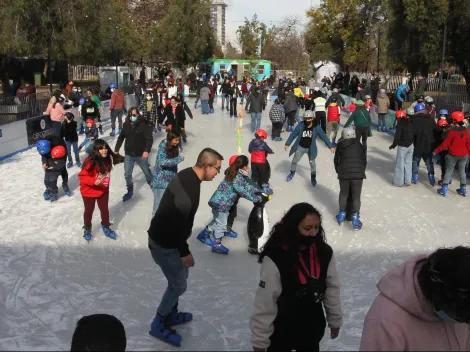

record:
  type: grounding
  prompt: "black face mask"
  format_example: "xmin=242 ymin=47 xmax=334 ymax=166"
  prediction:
xmin=299 ymin=235 xmax=320 ymax=246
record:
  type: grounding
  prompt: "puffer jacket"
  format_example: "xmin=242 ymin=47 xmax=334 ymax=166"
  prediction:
xmin=434 ymin=126 xmax=470 ymax=157
xmin=208 ymin=171 xmax=262 ymax=213
xmin=151 ymin=140 xmax=183 ymax=189
xmin=246 ymin=91 xmax=266 ymax=113
xmin=327 ymin=104 xmax=340 ymax=122
xmin=249 ymin=137 xmax=274 ymax=164
xmin=283 ymin=91 xmax=298 ymax=113
xmin=78 ymin=157 xmax=112 ymax=198
xmin=269 ymin=104 xmax=285 ymax=123
xmin=334 ymin=138 xmax=367 ymax=180
xmin=376 ymin=94 xmax=390 ymax=114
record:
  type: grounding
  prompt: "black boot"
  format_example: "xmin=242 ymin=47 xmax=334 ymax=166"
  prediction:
xmin=311 ymin=173 xmax=317 ymax=187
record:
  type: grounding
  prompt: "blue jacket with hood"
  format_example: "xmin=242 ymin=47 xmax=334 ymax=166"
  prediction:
xmin=395 ymin=84 xmax=408 ymax=103
xmin=285 ymin=120 xmax=333 ymax=160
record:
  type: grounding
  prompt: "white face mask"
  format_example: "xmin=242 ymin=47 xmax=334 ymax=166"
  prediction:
xmin=146 ymin=96 xmax=151 ymax=100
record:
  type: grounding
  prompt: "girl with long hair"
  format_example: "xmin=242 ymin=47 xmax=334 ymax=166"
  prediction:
xmin=251 ymin=203 xmax=343 ymax=352
xmin=151 ymin=131 xmax=184 ymax=217
xmin=78 ymin=139 xmax=116 ymax=242
xmin=197 ymin=155 xmax=263 ymax=255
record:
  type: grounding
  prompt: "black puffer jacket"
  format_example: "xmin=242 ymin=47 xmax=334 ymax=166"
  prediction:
xmin=334 ymin=138 xmax=367 ymax=180
xmin=115 ymin=117 xmax=153 ymax=157
xmin=411 ymin=113 xmax=437 ymax=155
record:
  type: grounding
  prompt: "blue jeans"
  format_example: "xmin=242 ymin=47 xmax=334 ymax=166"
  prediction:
xmin=378 ymin=113 xmax=386 ymax=129
xmin=110 ymin=109 xmax=124 ymax=130
xmin=207 ymin=209 xmax=229 ymax=240
xmin=201 ymin=100 xmax=209 ymax=114
xmin=412 ymin=152 xmax=434 ymax=176
xmin=250 ymin=112 xmax=262 ymax=133
xmin=291 ymin=147 xmax=316 ymax=174
xmin=241 ymin=93 xmax=246 ymax=104
xmin=65 ymin=141 xmax=80 ymax=164
xmin=295 ymin=107 xmax=302 ymax=124
xmin=222 ymin=95 xmax=229 ymax=109
xmin=443 ymin=154 xmax=468 ymax=185
xmin=124 ymin=154 xmax=153 ymax=188
xmin=148 ymin=238 xmax=188 ymax=317
xmin=393 ymin=145 xmax=414 ymax=186
xmin=152 ymin=188 xmax=166 ymax=217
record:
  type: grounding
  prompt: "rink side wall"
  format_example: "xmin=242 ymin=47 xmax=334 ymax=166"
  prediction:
xmin=0 ymin=95 xmax=137 ymax=161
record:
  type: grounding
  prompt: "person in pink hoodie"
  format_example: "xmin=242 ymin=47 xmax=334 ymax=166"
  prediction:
xmin=360 ymin=246 xmax=470 ymax=351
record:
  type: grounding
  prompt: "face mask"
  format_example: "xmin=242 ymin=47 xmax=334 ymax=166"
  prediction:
xmin=239 ymin=169 xmax=248 ymax=177
xmin=130 ymin=115 xmax=137 ymax=122
xmin=111 ymin=89 xmax=115 ymax=93
xmin=73 ymin=89 xmax=77 ymax=92
xmin=299 ymin=234 xmax=320 ymax=246
xmin=435 ymin=309 xmax=460 ymax=323
xmin=146 ymin=96 xmax=151 ymax=100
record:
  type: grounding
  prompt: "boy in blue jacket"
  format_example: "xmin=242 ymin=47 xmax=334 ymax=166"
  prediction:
xmin=284 ymin=110 xmax=335 ymax=186
xmin=197 ymin=155 xmax=262 ymax=255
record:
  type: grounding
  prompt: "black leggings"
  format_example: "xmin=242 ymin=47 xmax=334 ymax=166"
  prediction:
xmin=339 ymin=179 xmax=363 ymax=213
xmin=286 ymin=111 xmax=296 ymax=126
xmin=355 ymin=126 xmax=369 ymax=151
xmin=315 ymin=111 xmax=327 ymax=133
xmin=271 ymin=122 xmax=283 ymax=138
xmin=251 ymin=161 xmax=271 ymax=187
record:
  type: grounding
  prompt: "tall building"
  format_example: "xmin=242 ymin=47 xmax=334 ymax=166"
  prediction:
xmin=210 ymin=0 xmax=227 ymax=47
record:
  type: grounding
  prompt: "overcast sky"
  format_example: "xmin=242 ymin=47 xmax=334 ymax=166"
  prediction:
xmin=224 ymin=0 xmax=320 ymax=46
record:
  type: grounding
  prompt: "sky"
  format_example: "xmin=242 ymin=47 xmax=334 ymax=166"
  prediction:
xmin=224 ymin=0 xmax=320 ymax=47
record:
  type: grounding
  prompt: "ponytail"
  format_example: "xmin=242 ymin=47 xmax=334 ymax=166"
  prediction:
xmin=225 ymin=155 xmax=249 ymax=183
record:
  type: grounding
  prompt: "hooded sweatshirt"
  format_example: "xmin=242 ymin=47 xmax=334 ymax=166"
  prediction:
xmin=360 ymin=255 xmax=470 ymax=351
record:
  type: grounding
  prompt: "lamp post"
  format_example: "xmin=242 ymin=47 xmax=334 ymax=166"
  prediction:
xmin=438 ymin=21 xmax=447 ymax=98
xmin=114 ymin=25 xmax=119 ymax=88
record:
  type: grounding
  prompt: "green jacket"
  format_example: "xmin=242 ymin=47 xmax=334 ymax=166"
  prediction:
xmin=344 ymin=109 xmax=371 ymax=128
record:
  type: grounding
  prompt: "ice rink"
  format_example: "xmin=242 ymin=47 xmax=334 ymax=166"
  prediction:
xmin=1 ymin=98 xmax=469 ymax=351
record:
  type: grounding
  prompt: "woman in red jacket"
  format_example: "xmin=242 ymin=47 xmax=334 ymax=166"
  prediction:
xmin=435 ymin=111 xmax=470 ymax=197
xmin=78 ymin=139 xmax=116 ymax=242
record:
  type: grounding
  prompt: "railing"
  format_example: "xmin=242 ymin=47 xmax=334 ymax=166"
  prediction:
xmin=0 ymin=92 xmax=51 ymax=126
xmin=68 ymin=65 xmax=99 ymax=82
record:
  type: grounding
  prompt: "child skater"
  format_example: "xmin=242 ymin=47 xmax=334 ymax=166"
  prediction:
xmin=250 ymin=203 xmax=343 ymax=352
xmin=249 ymin=129 xmax=274 ymax=195
xmin=78 ymin=139 xmax=116 ymax=242
xmin=326 ymin=97 xmax=341 ymax=146
xmin=38 ymin=139 xmax=70 ymax=201
xmin=78 ymin=119 xmax=98 ymax=154
xmin=434 ymin=119 xmax=450 ymax=186
xmin=151 ymin=131 xmax=184 ymax=217
xmin=225 ymin=155 xmax=241 ymax=239
xmin=435 ymin=111 xmax=470 ymax=197
xmin=268 ymin=99 xmax=285 ymax=141
xmin=61 ymin=112 xmax=81 ymax=168
xmin=197 ymin=155 xmax=262 ymax=255
xmin=389 ymin=110 xmax=414 ymax=187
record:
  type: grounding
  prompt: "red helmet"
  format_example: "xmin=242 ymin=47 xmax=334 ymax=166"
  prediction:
xmin=451 ymin=111 xmax=465 ymax=123
xmin=437 ymin=119 xmax=448 ymax=127
xmin=395 ymin=110 xmax=406 ymax=119
xmin=255 ymin=129 xmax=268 ymax=140
xmin=304 ymin=94 xmax=310 ymax=99
xmin=85 ymin=118 xmax=95 ymax=125
xmin=51 ymin=145 xmax=66 ymax=159
xmin=229 ymin=155 xmax=239 ymax=166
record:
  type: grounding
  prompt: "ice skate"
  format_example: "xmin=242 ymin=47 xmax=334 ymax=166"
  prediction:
xmin=224 ymin=230 xmax=238 ymax=238
xmin=83 ymin=224 xmax=92 ymax=242
xmin=437 ymin=184 xmax=448 ymax=196
xmin=43 ymin=191 xmax=51 ymax=201
xmin=167 ymin=306 xmax=193 ymax=326
xmin=110 ymin=129 xmax=115 ymax=137
xmin=457 ymin=184 xmax=466 ymax=197
xmin=149 ymin=315 xmax=182 ymax=347
xmin=428 ymin=174 xmax=436 ymax=187
xmin=122 ymin=185 xmax=133 ymax=202
xmin=311 ymin=173 xmax=317 ymax=187
xmin=197 ymin=228 xmax=214 ymax=247
xmin=67 ymin=162 xmax=73 ymax=168
xmin=101 ymin=223 xmax=117 ymax=240
xmin=211 ymin=238 xmax=229 ymax=254
xmin=352 ymin=212 xmax=362 ymax=230
xmin=262 ymin=184 xmax=273 ymax=195
xmin=412 ymin=173 xmax=418 ymax=184
xmin=336 ymin=211 xmax=346 ymax=225
xmin=63 ymin=185 xmax=72 ymax=197
xmin=286 ymin=171 xmax=295 ymax=182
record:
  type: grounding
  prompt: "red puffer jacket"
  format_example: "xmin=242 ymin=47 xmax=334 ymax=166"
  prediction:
xmin=434 ymin=126 xmax=470 ymax=157
xmin=78 ymin=157 xmax=112 ymax=198
xmin=327 ymin=104 xmax=341 ymax=122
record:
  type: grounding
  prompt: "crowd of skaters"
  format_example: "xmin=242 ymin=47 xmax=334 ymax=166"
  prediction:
xmin=31 ymin=69 xmax=470 ymax=350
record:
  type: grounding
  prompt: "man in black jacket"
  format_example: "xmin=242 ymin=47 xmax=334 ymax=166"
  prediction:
xmin=114 ymin=109 xmax=153 ymax=202
xmin=221 ymin=78 xmax=231 ymax=111
xmin=334 ymin=127 xmax=367 ymax=230
xmin=147 ymin=148 xmax=223 ymax=347
xmin=411 ymin=104 xmax=437 ymax=185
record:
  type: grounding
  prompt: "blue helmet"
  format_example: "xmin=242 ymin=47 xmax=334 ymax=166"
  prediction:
xmin=109 ymin=83 xmax=117 ymax=89
xmin=37 ymin=139 xmax=51 ymax=155
xmin=414 ymin=103 xmax=426 ymax=113
xmin=79 ymin=97 xmax=85 ymax=105
xmin=439 ymin=109 xmax=449 ymax=115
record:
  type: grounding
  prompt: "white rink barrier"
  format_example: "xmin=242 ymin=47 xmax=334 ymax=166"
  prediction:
xmin=0 ymin=94 xmax=139 ymax=161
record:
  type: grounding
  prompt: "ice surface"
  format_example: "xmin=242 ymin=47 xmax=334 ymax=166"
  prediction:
xmin=1 ymin=99 xmax=469 ymax=351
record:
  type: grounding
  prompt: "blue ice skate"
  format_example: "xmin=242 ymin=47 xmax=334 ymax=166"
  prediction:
xmin=286 ymin=171 xmax=295 ymax=182
xmin=197 ymin=228 xmax=213 ymax=247
xmin=101 ymin=223 xmax=117 ymax=239
xmin=352 ymin=212 xmax=362 ymax=230
xmin=336 ymin=211 xmax=346 ymax=225
xmin=457 ymin=184 xmax=466 ymax=197
xmin=83 ymin=224 xmax=92 ymax=242
xmin=149 ymin=315 xmax=182 ymax=347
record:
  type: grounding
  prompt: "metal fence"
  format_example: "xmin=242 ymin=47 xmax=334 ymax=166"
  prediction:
xmin=0 ymin=92 xmax=50 ymax=126
xmin=68 ymin=65 xmax=99 ymax=82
